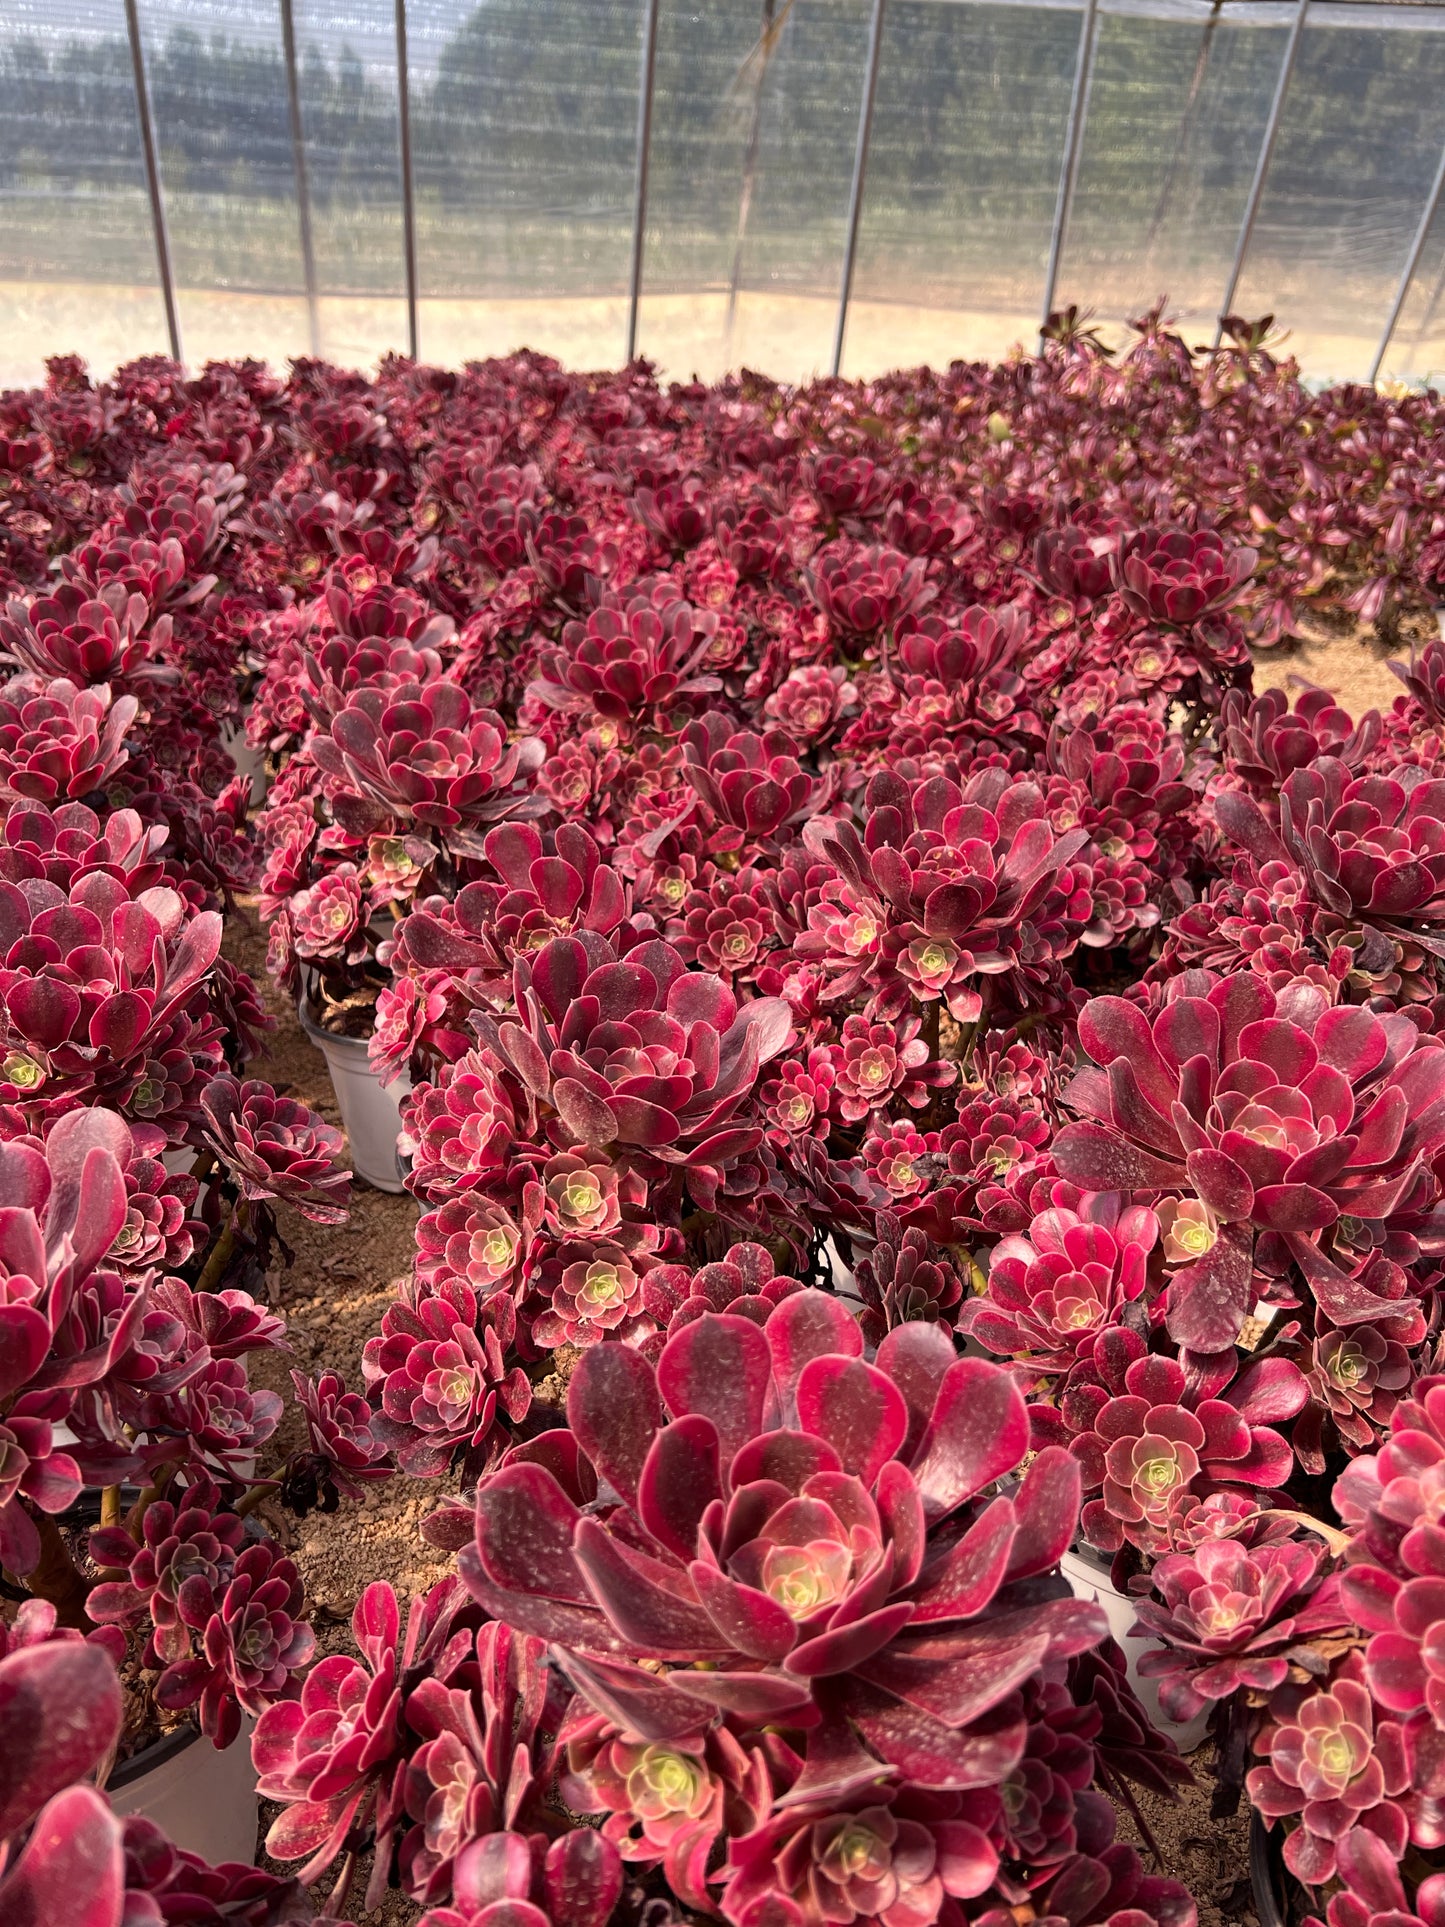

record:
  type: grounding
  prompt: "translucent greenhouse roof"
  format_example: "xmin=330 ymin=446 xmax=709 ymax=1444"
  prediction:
xmin=5 ymin=0 xmax=1445 ymax=388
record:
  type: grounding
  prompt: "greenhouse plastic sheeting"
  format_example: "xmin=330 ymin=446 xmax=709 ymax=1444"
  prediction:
xmin=287 ymin=0 xmax=409 ymax=369
xmin=1052 ymin=3 xmax=1292 ymax=350
xmin=9 ymin=0 xmax=1445 ymax=387
xmin=403 ymin=0 xmax=644 ymax=367
xmin=1229 ymin=5 xmax=1445 ymax=381
xmin=0 ymin=0 xmax=171 ymax=375
xmin=638 ymin=0 xmax=872 ymax=384
xmin=138 ymin=0 xmax=312 ymax=367
xmin=843 ymin=0 xmax=1085 ymax=374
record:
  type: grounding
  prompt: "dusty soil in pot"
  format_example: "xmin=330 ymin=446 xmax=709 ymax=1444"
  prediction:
xmin=226 ymin=608 xmax=1406 ymax=1918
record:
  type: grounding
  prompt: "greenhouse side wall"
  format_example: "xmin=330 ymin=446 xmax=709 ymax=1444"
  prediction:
xmin=5 ymin=0 xmax=1445 ymax=387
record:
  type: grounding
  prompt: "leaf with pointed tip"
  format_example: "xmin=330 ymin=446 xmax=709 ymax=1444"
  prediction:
xmin=795 ymin=1356 xmax=906 ymax=1484
xmin=656 ymin=1313 xmax=774 ymax=1461
xmin=908 ymin=1358 xmax=1029 ymax=1521
xmin=910 ymin=1497 xmax=1017 ymax=1623
xmin=544 ymin=1830 xmax=624 ymax=1927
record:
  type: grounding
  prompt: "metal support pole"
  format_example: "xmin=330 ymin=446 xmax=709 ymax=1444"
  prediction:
xmin=395 ymin=0 xmax=419 ymax=361
xmin=1142 ymin=0 xmax=1220 ymax=282
xmin=1038 ymin=0 xmax=1099 ymax=341
xmin=1370 ymin=133 xmax=1445 ymax=385
xmin=124 ymin=0 xmax=182 ymax=365
xmin=723 ymin=0 xmax=777 ymax=368
xmin=280 ymin=0 xmax=321 ymax=358
xmin=626 ymin=0 xmax=661 ymax=363
xmin=1212 ymin=0 xmax=1308 ymax=350
xmin=831 ymin=0 xmax=887 ymax=379
xmin=1409 ymin=247 xmax=1445 ymax=363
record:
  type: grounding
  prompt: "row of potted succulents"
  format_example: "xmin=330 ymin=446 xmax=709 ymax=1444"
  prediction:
xmin=0 ymin=370 xmax=374 ymax=1923
xmin=5 ymin=319 xmax=1445 ymax=1924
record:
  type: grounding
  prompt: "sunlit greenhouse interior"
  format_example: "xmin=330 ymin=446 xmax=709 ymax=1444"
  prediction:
xmin=7 ymin=0 xmax=1445 ymax=388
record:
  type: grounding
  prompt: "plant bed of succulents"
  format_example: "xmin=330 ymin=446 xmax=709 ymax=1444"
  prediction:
xmin=6 ymin=309 xmax=1445 ymax=1925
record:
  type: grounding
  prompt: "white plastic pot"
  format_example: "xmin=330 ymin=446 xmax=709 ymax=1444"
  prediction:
xmin=298 ymin=1000 xmax=410 ymax=1194
xmin=1436 ymin=606 xmax=1445 ymax=644
xmin=218 ymin=719 xmax=268 ymax=808
xmin=1060 ymin=1545 xmax=1210 ymax=1754
xmin=107 ymin=1716 xmax=258 ymax=1866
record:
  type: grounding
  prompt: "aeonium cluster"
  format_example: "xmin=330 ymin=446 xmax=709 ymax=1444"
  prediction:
xmin=13 ymin=331 xmax=1445 ymax=1924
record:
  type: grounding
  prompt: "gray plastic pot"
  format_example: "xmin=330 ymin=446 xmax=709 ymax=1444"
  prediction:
xmin=298 ymin=1000 xmax=410 ymax=1193
xmin=107 ymin=1715 xmax=258 ymax=1866
xmin=1059 ymin=1545 xmax=1210 ymax=1753
xmin=218 ymin=719 xmax=268 ymax=808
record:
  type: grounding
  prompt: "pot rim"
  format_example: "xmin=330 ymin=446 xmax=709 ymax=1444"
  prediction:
xmin=297 ymin=992 xmax=375 ymax=1056
xmin=108 ymin=1717 xmax=203 ymax=1788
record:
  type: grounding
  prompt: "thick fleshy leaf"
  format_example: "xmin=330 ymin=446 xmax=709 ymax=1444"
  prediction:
xmin=1078 ymin=998 xmax=1174 ymax=1108
xmin=795 ymin=1356 xmax=907 ymax=1484
xmin=473 ymin=1464 xmax=589 ymax=1602
xmin=841 ymin=1678 xmax=1029 ymax=1790
xmin=0 ymin=1786 xmax=125 ymax=1927
xmin=1290 ymin=1236 xmax=1421 ymax=1333
xmin=689 ymin=1560 xmax=797 ymax=1663
xmin=1252 ymin=1183 xmax=1338 ymax=1233
xmin=1005 ymin=1447 xmax=1081 ymax=1581
xmin=637 ymin=1416 xmax=721 ymax=1562
xmin=908 ymin=1358 xmax=1029 ymax=1521
xmin=785 ymin=1603 xmax=914 ymax=1676
xmin=567 ymin=1343 xmax=662 ymax=1509
xmin=551 ymin=1078 xmax=617 ymax=1149
xmin=0 ymin=1642 xmax=122 ymax=1841
xmin=765 ymin=1288 xmax=862 ymax=1397
xmin=1164 ymin=1224 xmax=1253 ymax=1351
xmin=875 ymin=1323 xmax=957 ymax=1460
xmin=544 ymin=1830 xmax=624 ymax=1927
xmin=572 ymin=1518 xmax=726 ymax=1657
xmin=876 ymin=1460 xmax=926 ymax=1590
xmin=910 ymin=1496 xmax=1017 ymax=1622
xmin=667 ymin=1668 xmax=815 ymax=1720
xmin=551 ymin=1650 xmax=705 ymax=1744
xmin=7 ymin=978 xmax=81 ymax=1049
xmin=1184 ymin=1148 xmax=1252 ymax=1222
xmin=0 ymin=1302 xmax=49 ymax=1403
xmin=1052 ymin=1122 xmax=1184 ymax=1191
xmin=730 ymin=1430 xmax=842 ymax=1493
xmin=656 ymin=1313 xmax=774 ymax=1462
